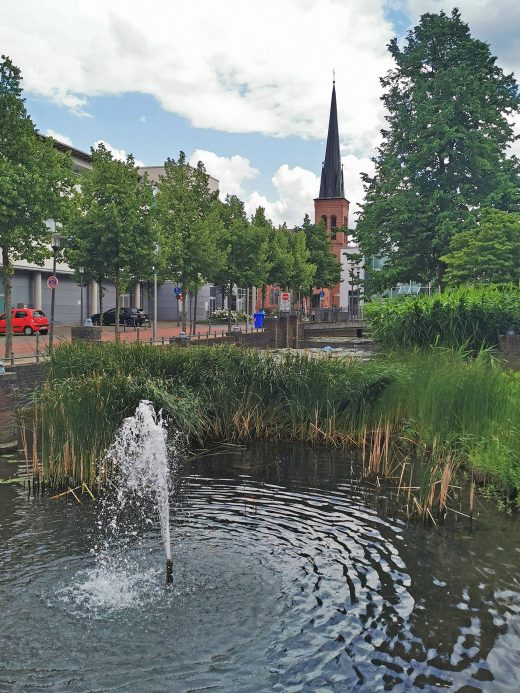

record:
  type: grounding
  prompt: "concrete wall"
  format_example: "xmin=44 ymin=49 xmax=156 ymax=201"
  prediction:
xmin=11 ymin=271 xmax=32 ymax=310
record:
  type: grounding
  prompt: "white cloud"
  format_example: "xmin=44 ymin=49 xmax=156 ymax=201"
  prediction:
xmin=244 ymin=157 xmax=374 ymax=228
xmin=139 ymin=115 xmax=147 ymax=123
xmin=45 ymin=129 xmax=73 ymax=146
xmin=93 ymin=139 xmax=145 ymax=167
xmin=191 ymin=148 xmax=373 ymax=228
xmin=245 ymin=165 xmax=320 ymax=227
xmin=0 ymin=0 xmax=394 ymax=156
xmin=189 ymin=149 xmax=259 ymax=199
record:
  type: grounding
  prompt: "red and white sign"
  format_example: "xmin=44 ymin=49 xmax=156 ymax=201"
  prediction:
xmin=47 ymin=275 xmax=59 ymax=289
xmin=279 ymin=291 xmax=291 ymax=311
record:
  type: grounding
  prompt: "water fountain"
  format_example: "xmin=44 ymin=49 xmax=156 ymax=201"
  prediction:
xmin=103 ymin=400 xmax=173 ymax=584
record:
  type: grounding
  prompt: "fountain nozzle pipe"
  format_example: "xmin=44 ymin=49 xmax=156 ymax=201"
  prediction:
xmin=166 ymin=559 xmax=173 ymax=584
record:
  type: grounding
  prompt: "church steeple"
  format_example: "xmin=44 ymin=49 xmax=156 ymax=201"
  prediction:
xmin=318 ymin=80 xmax=344 ymax=199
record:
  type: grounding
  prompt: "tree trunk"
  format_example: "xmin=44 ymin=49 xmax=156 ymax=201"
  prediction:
xmin=2 ymin=246 xmax=13 ymax=360
xmin=114 ymin=279 xmax=120 ymax=341
xmin=181 ymin=282 xmax=188 ymax=333
xmin=261 ymin=284 xmax=266 ymax=310
xmin=98 ymin=278 xmax=104 ymax=318
xmin=221 ymin=287 xmax=225 ymax=309
xmin=192 ymin=286 xmax=198 ymax=335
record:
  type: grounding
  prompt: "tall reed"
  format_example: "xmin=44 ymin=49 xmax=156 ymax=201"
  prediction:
xmin=365 ymin=285 xmax=520 ymax=352
xmin=23 ymin=342 xmax=520 ymax=516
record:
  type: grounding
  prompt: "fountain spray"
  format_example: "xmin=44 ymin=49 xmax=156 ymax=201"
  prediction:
xmin=104 ymin=401 xmax=173 ymax=584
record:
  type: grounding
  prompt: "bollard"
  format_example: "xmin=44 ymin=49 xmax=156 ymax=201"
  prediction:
xmin=161 ymin=336 xmax=164 ymax=346
xmin=10 ymin=352 xmax=14 ymax=366
xmin=136 ymin=326 xmax=140 ymax=342
xmin=166 ymin=559 xmax=173 ymax=584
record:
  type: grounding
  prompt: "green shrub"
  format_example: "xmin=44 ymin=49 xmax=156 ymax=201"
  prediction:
xmin=365 ymin=285 xmax=520 ymax=351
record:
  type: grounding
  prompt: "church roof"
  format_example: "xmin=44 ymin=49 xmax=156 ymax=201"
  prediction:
xmin=318 ymin=82 xmax=345 ymax=199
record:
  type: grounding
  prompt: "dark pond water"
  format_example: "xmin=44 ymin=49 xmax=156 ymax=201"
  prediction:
xmin=1 ymin=444 xmax=520 ymax=692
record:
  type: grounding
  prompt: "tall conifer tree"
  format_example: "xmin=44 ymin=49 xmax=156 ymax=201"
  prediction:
xmin=356 ymin=9 xmax=520 ymax=290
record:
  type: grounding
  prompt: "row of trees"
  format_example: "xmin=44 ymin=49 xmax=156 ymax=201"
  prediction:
xmin=1 ymin=54 xmax=341 ymax=355
xmin=66 ymin=147 xmax=341 ymax=336
xmin=356 ymin=9 xmax=520 ymax=292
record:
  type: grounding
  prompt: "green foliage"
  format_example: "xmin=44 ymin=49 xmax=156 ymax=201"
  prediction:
xmin=64 ymin=143 xmax=154 ymax=332
xmin=298 ymin=214 xmax=341 ymax=292
xmin=356 ymin=9 xmax=520 ymax=290
xmin=364 ymin=285 xmax=520 ymax=351
xmin=154 ymin=151 xmax=221 ymax=331
xmin=31 ymin=343 xmax=520 ymax=496
xmin=0 ymin=55 xmax=75 ymax=356
xmin=441 ymin=208 xmax=520 ymax=285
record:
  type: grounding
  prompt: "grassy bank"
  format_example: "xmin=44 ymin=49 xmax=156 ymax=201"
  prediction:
xmin=23 ymin=342 xmax=520 ymax=517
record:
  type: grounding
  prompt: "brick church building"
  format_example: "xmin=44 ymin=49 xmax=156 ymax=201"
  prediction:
xmin=313 ymin=80 xmax=349 ymax=309
xmin=257 ymin=81 xmax=350 ymax=312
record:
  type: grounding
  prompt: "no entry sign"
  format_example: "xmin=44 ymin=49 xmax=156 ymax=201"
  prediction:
xmin=47 ymin=275 xmax=59 ymax=289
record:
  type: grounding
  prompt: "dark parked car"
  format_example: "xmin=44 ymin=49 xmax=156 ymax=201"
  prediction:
xmin=91 ymin=307 xmax=148 ymax=326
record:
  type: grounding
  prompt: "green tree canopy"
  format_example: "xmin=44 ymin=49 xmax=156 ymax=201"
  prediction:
xmin=0 ymin=55 xmax=75 ymax=356
xmin=298 ymin=214 xmax=341 ymax=295
xmin=154 ymin=151 xmax=219 ymax=331
xmin=356 ymin=9 xmax=520 ymax=291
xmin=65 ymin=143 xmax=154 ymax=338
xmin=441 ymin=208 xmax=520 ymax=285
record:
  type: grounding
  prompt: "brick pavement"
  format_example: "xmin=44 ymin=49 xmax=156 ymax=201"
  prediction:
xmin=1 ymin=321 xmax=243 ymax=359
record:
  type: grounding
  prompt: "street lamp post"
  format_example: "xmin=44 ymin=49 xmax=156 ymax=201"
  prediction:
xmin=79 ymin=267 xmax=85 ymax=325
xmin=49 ymin=231 xmax=61 ymax=351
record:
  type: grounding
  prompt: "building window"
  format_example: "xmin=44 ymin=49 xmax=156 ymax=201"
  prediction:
xmin=331 ymin=215 xmax=337 ymax=228
xmin=321 ymin=214 xmax=327 ymax=228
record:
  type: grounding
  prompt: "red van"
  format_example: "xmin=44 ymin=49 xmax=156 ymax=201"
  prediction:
xmin=0 ymin=308 xmax=49 ymax=335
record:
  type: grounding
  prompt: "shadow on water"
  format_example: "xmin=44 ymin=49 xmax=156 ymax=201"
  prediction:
xmin=1 ymin=441 xmax=520 ymax=691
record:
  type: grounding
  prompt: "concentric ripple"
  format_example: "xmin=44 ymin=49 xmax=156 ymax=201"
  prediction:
xmin=1 ymin=443 xmax=520 ymax=692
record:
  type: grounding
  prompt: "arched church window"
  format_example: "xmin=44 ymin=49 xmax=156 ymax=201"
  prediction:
xmin=321 ymin=214 xmax=327 ymax=228
xmin=331 ymin=215 xmax=337 ymax=228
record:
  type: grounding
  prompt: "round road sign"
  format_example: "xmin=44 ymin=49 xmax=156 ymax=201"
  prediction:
xmin=47 ymin=275 xmax=59 ymax=289
xmin=281 ymin=292 xmax=290 ymax=301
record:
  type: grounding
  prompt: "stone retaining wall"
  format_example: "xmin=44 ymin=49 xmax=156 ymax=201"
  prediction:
xmin=499 ymin=335 xmax=520 ymax=370
xmin=0 ymin=373 xmax=18 ymax=450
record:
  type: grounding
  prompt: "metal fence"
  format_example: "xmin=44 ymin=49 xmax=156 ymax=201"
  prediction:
xmin=308 ymin=307 xmax=364 ymax=323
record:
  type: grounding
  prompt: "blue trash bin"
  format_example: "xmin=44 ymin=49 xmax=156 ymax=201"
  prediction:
xmin=253 ymin=312 xmax=265 ymax=328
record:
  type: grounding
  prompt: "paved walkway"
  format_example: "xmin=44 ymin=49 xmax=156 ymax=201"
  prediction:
xmin=1 ymin=321 xmax=246 ymax=361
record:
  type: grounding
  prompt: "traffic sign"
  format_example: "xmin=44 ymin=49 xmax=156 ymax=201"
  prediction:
xmin=47 ymin=275 xmax=59 ymax=289
xmin=279 ymin=291 xmax=291 ymax=311
xmin=174 ymin=287 xmax=181 ymax=295
xmin=319 ymin=290 xmax=325 ymax=298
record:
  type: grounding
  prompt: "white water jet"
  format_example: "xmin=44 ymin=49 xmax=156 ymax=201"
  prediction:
xmin=104 ymin=400 xmax=173 ymax=579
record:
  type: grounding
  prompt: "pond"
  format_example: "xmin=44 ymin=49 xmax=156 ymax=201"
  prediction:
xmin=1 ymin=443 xmax=520 ymax=691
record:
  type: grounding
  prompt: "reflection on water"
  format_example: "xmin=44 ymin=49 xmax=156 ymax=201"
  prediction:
xmin=1 ymin=443 xmax=520 ymax=692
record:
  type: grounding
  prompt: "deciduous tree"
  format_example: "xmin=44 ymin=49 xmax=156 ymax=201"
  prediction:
xmin=441 ymin=208 xmax=520 ymax=285
xmin=65 ymin=143 xmax=154 ymax=339
xmin=0 ymin=55 xmax=74 ymax=357
xmin=154 ymin=152 xmax=219 ymax=332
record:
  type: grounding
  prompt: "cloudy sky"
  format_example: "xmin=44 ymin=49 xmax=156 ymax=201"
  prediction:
xmin=1 ymin=0 xmax=518 ymax=226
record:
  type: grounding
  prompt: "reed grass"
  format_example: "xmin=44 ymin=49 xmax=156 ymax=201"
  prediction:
xmin=365 ymin=285 xmax=520 ymax=352
xmin=23 ymin=342 xmax=520 ymax=518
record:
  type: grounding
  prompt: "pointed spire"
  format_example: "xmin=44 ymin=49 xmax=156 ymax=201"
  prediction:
xmin=318 ymin=81 xmax=344 ymax=199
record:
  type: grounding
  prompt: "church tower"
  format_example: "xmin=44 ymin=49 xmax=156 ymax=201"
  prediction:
xmin=314 ymin=80 xmax=349 ymax=308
